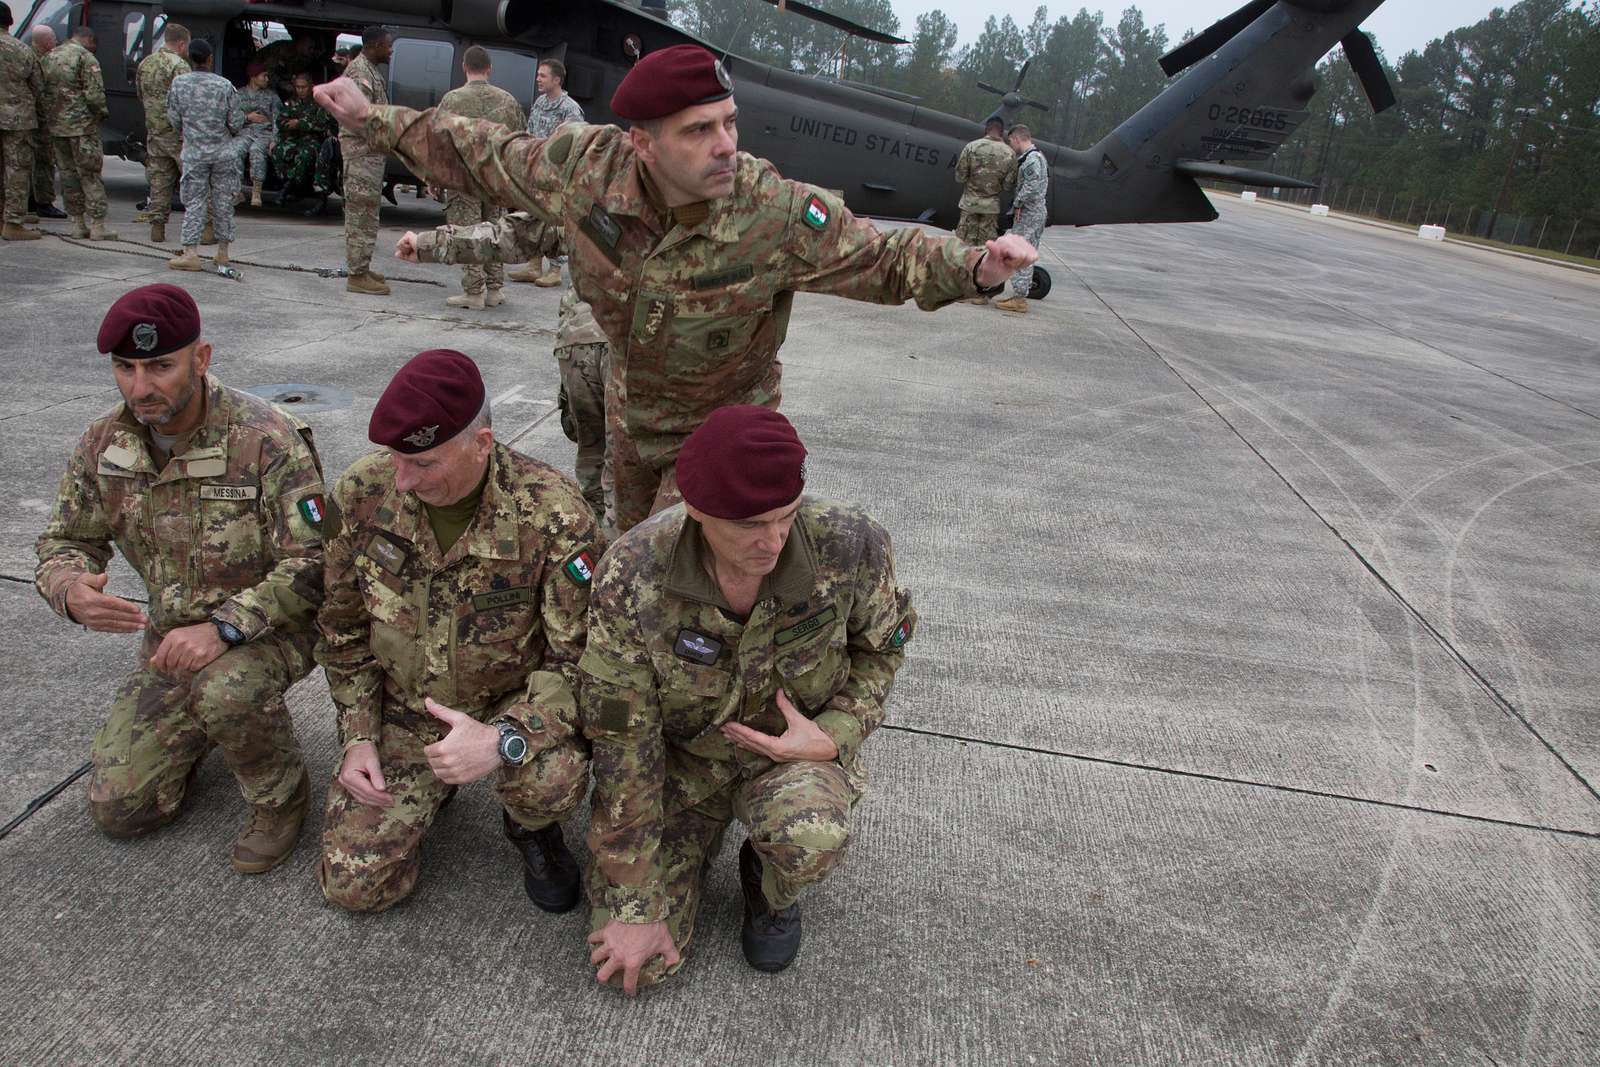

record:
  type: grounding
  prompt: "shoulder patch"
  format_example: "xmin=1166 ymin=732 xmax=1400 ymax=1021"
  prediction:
xmin=889 ymin=616 xmax=914 ymax=649
xmin=561 ymin=546 xmax=596 ymax=586
xmin=297 ymin=492 xmax=326 ymax=530
xmin=546 ymin=131 xmax=574 ymax=166
xmin=801 ymin=193 xmax=830 ymax=231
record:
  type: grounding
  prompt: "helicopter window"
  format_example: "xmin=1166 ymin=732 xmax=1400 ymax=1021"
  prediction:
xmin=389 ymin=37 xmax=455 ymax=113
xmin=485 ymin=49 xmax=538 ymax=113
xmin=123 ymin=12 xmax=148 ymax=70
xmin=23 ymin=0 xmax=78 ymax=42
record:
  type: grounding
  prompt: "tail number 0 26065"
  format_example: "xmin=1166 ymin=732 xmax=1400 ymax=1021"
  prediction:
xmin=1209 ymin=104 xmax=1289 ymax=131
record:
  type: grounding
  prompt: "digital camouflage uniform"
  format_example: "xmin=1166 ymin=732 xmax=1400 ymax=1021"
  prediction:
xmin=526 ymin=91 xmax=584 ymax=138
xmin=953 ymin=136 xmax=1016 ymax=246
xmin=135 ymin=47 xmax=190 ymax=225
xmin=339 ymin=56 xmax=387 ymax=274
xmin=0 ymin=32 xmax=42 ymax=225
xmin=235 ymin=86 xmax=280 ymax=184
xmin=316 ymin=443 xmax=596 ymax=912
xmin=1009 ymin=147 xmax=1049 ymax=298
xmin=31 ymin=47 xmax=55 ymax=205
xmin=436 ymin=80 xmax=524 ymax=296
xmin=413 ymin=212 xmax=608 ymax=517
xmin=270 ymin=96 xmax=333 ymax=196
xmin=168 ymin=70 xmax=244 ymax=246
xmin=580 ymin=499 xmax=915 ymax=984
xmin=35 ymin=378 xmax=326 ymax=836
xmin=359 ymin=108 xmax=991 ymax=536
xmin=42 ymin=39 xmax=110 ymax=223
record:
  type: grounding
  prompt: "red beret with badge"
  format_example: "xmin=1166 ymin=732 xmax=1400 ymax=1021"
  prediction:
xmin=368 ymin=348 xmax=486 ymax=454
xmin=246 ymin=61 xmax=267 ymax=79
xmin=677 ymin=405 xmax=807 ymax=520
xmin=610 ymin=44 xmax=734 ymax=122
xmin=97 ymin=283 xmax=202 ymax=359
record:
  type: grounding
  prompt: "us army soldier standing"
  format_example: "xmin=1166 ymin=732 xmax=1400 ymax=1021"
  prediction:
xmin=954 ymin=117 xmax=1016 ymax=246
xmin=508 ymin=57 xmax=584 ymax=287
xmin=340 ymin=26 xmax=393 ymax=296
xmin=35 ymin=284 xmax=325 ymax=872
xmin=995 ymin=124 xmax=1050 ymax=314
xmin=28 ymin=25 xmax=65 ymax=219
xmin=167 ymin=39 xmax=244 ymax=271
xmin=316 ymin=349 xmax=596 ymax=913
xmin=135 ymin=21 xmax=190 ymax=244
xmin=42 ymin=24 xmax=116 ymax=240
xmin=436 ymin=46 xmax=524 ymax=310
xmin=0 ymin=2 xmax=43 ymax=241
xmin=315 ymin=44 xmax=1037 ymax=538
xmin=581 ymin=407 xmax=914 ymax=993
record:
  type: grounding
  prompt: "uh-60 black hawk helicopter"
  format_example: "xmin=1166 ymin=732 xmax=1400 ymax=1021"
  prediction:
xmin=16 ymin=0 xmax=1394 ymax=299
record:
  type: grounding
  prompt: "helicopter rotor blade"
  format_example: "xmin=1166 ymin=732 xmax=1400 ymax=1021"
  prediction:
xmin=1341 ymin=29 xmax=1397 ymax=113
xmin=751 ymin=0 xmax=909 ymax=46
xmin=977 ymin=81 xmax=1006 ymax=96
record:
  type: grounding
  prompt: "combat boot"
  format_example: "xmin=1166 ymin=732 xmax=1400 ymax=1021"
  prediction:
xmin=502 ymin=812 xmax=580 ymax=913
xmin=739 ymin=839 xmax=802 ymax=972
xmin=150 ymin=221 xmax=166 ymax=244
xmin=201 ymin=221 xmax=214 ymax=245
xmin=251 ymin=183 xmax=263 ymax=208
xmin=994 ymin=296 xmax=1029 ymax=314
xmin=534 ymin=266 xmax=562 ymax=287
xmin=446 ymin=291 xmax=485 ymax=310
xmin=2 ymin=222 xmax=41 ymax=241
xmin=132 ymin=208 xmax=152 ymax=223
xmin=346 ymin=271 xmax=390 ymax=295
xmin=68 ymin=214 xmax=88 ymax=238
xmin=34 ymin=200 xmax=66 ymax=219
xmin=967 ymin=295 xmax=991 ymax=306
xmin=507 ymin=262 xmax=541 ymax=283
xmin=168 ymin=247 xmax=202 ymax=271
xmin=22 ymin=211 xmax=39 ymax=224
xmin=214 ymin=242 xmax=230 ymax=267
xmin=231 ymin=770 xmax=310 ymax=874
xmin=485 ymin=288 xmax=505 ymax=307
xmin=89 ymin=218 xmax=119 ymax=241
xmin=367 ymin=269 xmax=386 ymax=283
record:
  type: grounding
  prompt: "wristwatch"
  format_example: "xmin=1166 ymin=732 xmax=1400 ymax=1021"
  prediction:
xmin=493 ymin=719 xmax=530 ymax=766
xmin=211 ymin=617 xmax=247 ymax=647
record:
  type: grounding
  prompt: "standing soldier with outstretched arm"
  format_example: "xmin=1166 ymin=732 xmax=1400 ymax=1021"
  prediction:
xmin=135 ymin=21 xmax=190 ymax=244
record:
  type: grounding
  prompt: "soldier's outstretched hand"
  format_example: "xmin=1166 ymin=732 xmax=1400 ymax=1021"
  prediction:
xmin=313 ymin=77 xmax=371 ymax=132
xmin=338 ymin=741 xmax=395 ymax=808
xmin=395 ymin=231 xmax=420 ymax=261
xmin=422 ymin=698 xmax=501 ymax=784
xmin=66 ymin=572 xmax=148 ymax=633
xmin=977 ymin=234 xmax=1039 ymax=288
xmin=721 ymin=689 xmax=839 ymax=763
xmin=588 ymin=920 xmax=681 ymax=997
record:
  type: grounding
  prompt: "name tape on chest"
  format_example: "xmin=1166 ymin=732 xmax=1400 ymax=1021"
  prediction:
xmin=199 ymin=483 xmax=260 ymax=501
xmin=673 ymin=628 xmax=724 ymax=666
xmin=692 ymin=264 xmax=755 ymax=291
xmin=471 ymin=586 xmax=532 ymax=612
xmin=774 ymin=605 xmax=838 ymax=647
xmin=579 ymin=205 xmax=623 ymax=266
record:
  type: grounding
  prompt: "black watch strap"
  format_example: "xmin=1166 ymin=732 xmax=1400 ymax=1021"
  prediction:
xmin=212 ymin=618 xmax=247 ymax=647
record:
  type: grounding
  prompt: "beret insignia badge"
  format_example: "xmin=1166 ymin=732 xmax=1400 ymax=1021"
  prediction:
xmin=403 ymin=425 xmax=439 ymax=448
xmin=714 ymin=59 xmax=732 ymax=91
xmin=132 ymin=323 xmax=159 ymax=352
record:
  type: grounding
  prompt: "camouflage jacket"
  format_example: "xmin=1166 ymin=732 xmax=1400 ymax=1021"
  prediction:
xmin=440 ymin=80 xmax=523 ymax=131
xmin=0 ymin=34 xmax=43 ymax=132
xmin=237 ymin=87 xmax=280 ymax=142
xmin=579 ymin=499 xmax=915 ymax=923
xmin=1013 ymin=147 xmax=1049 ymax=213
xmin=556 ymin=286 xmax=608 ymax=350
xmin=527 ymin=91 xmax=584 ymax=137
xmin=167 ymin=71 xmax=244 ymax=162
xmin=36 ymin=378 xmax=326 ymax=641
xmin=362 ymin=109 xmax=987 ymax=468
xmin=316 ymin=442 xmax=597 ymax=750
xmin=41 ymin=40 xmax=106 ymax=137
xmin=136 ymin=48 xmax=189 ymax=137
xmin=276 ymin=96 xmax=333 ymax=144
xmin=954 ymin=136 xmax=1017 ymax=213
xmin=339 ymin=56 xmax=387 ymax=158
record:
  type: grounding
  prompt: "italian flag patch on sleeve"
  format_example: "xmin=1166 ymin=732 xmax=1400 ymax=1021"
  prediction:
xmin=297 ymin=493 xmax=326 ymax=530
xmin=802 ymin=194 xmax=829 ymax=230
xmin=562 ymin=548 xmax=596 ymax=586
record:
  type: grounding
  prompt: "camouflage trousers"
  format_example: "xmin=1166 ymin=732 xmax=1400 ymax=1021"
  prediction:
xmin=605 ymin=420 xmax=680 ymax=541
xmin=87 ymin=627 xmax=315 ymax=838
xmin=342 ymin=153 xmax=383 ymax=273
xmin=53 ymin=134 xmax=107 ymax=222
xmin=180 ymin=157 xmax=240 ymax=247
xmin=556 ymin=341 xmax=610 ymax=519
xmin=0 ymin=128 xmax=34 ymax=224
xmin=445 ymin=193 xmax=504 ymax=294
xmin=586 ymin=759 xmax=857 ymax=987
xmin=144 ymin=131 xmax=180 ymax=225
xmin=318 ymin=718 xmax=590 ymax=912
xmin=1009 ymin=203 xmax=1046 ymax=298
xmin=236 ymin=127 xmax=271 ymax=183
xmin=32 ymin=128 xmax=54 ymax=203
xmin=270 ymin=137 xmax=320 ymax=196
xmin=956 ymin=209 xmax=998 ymax=246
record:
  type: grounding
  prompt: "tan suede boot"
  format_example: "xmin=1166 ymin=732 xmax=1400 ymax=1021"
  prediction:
xmin=507 ymin=262 xmax=541 ymax=283
xmin=994 ymin=296 xmax=1029 ymax=314
xmin=1 ymin=222 xmax=41 ymax=241
xmin=168 ymin=247 xmax=202 ymax=271
xmin=251 ymin=183 xmax=263 ymax=208
xmin=89 ymin=218 xmax=119 ymax=241
xmin=150 ymin=221 xmax=166 ymax=243
xmin=346 ymin=271 xmax=391 ymax=295
xmin=22 ymin=211 xmax=38 ymax=224
xmin=69 ymin=214 xmax=88 ymax=238
xmin=484 ymin=288 xmax=505 ymax=307
xmin=446 ymin=291 xmax=486 ymax=309
xmin=534 ymin=266 xmax=562 ymax=287
xmin=231 ymin=770 xmax=310 ymax=875
xmin=214 ymin=242 xmax=229 ymax=267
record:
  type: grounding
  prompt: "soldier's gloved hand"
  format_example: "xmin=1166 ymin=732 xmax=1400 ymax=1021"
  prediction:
xmin=721 ymin=689 xmax=839 ymax=763
xmin=395 ymin=232 xmax=420 ymax=262
xmin=587 ymin=920 xmax=680 ymax=997
xmin=149 ymin=622 xmax=227 ymax=676
xmin=421 ymin=698 xmax=500 ymax=784
xmin=339 ymin=742 xmax=395 ymax=807
xmin=312 ymin=77 xmax=372 ymax=132
xmin=66 ymin=572 xmax=148 ymax=633
xmin=977 ymin=234 xmax=1039 ymax=288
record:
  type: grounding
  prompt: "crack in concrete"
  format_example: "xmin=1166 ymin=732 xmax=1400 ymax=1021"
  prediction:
xmin=0 ymin=391 xmax=111 ymax=423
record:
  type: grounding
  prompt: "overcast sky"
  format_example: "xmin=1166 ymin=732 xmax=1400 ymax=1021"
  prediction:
xmin=902 ymin=1 xmax=1512 ymax=59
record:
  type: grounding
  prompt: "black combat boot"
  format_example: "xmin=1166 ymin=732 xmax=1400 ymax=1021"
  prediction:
xmin=502 ymin=812 xmax=580 ymax=913
xmin=739 ymin=839 xmax=802 ymax=973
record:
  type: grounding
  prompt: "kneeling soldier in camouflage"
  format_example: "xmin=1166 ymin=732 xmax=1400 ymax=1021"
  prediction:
xmin=35 ymin=284 xmax=326 ymax=872
xmin=316 ymin=349 xmax=596 ymax=913
xmin=581 ymin=407 xmax=916 ymax=993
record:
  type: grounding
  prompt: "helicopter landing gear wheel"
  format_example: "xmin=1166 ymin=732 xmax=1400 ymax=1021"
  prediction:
xmin=1028 ymin=266 xmax=1051 ymax=300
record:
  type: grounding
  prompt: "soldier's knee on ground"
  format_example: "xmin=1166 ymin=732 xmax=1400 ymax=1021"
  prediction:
xmin=87 ymin=783 xmax=180 ymax=839
xmin=317 ymin=853 xmax=419 ymax=913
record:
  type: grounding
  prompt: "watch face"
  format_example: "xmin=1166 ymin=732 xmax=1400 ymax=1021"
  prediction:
xmin=502 ymin=733 xmax=529 ymax=764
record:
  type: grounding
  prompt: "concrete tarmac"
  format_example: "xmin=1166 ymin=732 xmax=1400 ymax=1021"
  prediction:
xmin=0 ymin=161 xmax=1596 ymax=1065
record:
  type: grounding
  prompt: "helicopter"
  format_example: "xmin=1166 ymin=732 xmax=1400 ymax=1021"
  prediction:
xmin=13 ymin=0 xmax=1394 ymax=300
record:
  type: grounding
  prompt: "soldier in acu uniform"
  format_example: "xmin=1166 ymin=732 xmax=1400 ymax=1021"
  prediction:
xmin=42 ymin=25 xmax=116 ymax=240
xmin=135 ymin=21 xmax=190 ymax=244
xmin=0 ymin=3 xmax=44 ymax=241
xmin=507 ymin=58 xmax=585 ymax=287
xmin=954 ymin=117 xmax=1018 ymax=305
xmin=35 ymin=285 xmax=325 ymax=873
xmin=166 ymin=39 xmax=244 ymax=271
xmin=995 ymin=124 xmax=1050 ymax=314
xmin=340 ymin=26 xmax=393 ymax=296
xmin=315 ymin=44 xmax=1038 ymax=539
xmin=315 ymin=350 xmax=596 ymax=914
xmin=580 ymin=407 xmax=915 ymax=993
xmin=436 ymin=47 xmax=525 ymax=310
xmin=236 ymin=62 xmax=280 ymax=209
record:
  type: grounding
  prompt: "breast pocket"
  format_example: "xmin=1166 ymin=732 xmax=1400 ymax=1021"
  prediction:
xmin=357 ymin=557 xmax=420 ymax=683
xmin=662 ymin=309 xmax=765 ymax=380
xmin=198 ymin=490 xmax=264 ymax=585
xmin=774 ymin=620 xmax=849 ymax=716
xmin=656 ymin=658 xmax=734 ymax=741
xmin=453 ymin=590 xmax=539 ymax=706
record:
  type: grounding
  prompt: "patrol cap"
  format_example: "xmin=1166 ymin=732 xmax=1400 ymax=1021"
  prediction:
xmin=610 ymin=45 xmax=733 ymax=122
xmin=369 ymin=349 xmax=485 ymax=454
xmin=677 ymin=406 xmax=806 ymax=520
xmin=97 ymin=284 xmax=202 ymax=359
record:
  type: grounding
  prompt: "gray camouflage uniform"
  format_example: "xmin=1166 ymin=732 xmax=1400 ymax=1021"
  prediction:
xmin=235 ymin=86 xmax=279 ymax=184
xmin=167 ymin=70 xmax=245 ymax=246
xmin=1009 ymin=147 xmax=1049 ymax=299
xmin=526 ymin=92 xmax=584 ymax=137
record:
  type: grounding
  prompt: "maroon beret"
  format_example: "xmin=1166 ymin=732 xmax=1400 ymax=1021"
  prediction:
xmin=677 ymin=406 xmax=806 ymax=520
xmin=97 ymin=284 xmax=201 ymax=359
xmin=246 ymin=61 xmax=267 ymax=78
xmin=610 ymin=45 xmax=733 ymax=122
xmin=369 ymin=349 xmax=486 ymax=454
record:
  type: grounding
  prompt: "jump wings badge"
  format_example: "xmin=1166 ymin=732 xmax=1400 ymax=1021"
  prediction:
xmin=403 ymin=425 xmax=439 ymax=449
